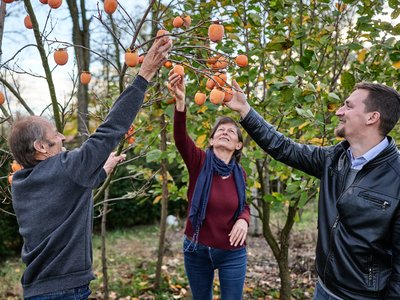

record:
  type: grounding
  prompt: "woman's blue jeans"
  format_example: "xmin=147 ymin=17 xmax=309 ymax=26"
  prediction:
xmin=313 ymin=281 xmax=342 ymax=300
xmin=25 ymin=285 xmax=91 ymax=300
xmin=183 ymin=237 xmax=247 ymax=300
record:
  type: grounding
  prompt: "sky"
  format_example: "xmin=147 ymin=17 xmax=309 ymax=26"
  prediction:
xmin=1 ymin=0 xmax=152 ymax=116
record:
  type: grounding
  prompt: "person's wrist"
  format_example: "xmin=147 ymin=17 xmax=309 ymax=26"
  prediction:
xmin=175 ymin=101 xmax=185 ymax=112
xmin=239 ymin=103 xmax=251 ymax=119
xmin=138 ymin=69 xmax=155 ymax=82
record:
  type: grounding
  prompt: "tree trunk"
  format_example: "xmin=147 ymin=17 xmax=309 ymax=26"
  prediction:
xmin=101 ymin=188 xmax=110 ymax=300
xmin=0 ymin=1 xmax=6 ymax=62
xmin=154 ymin=107 xmax=169 ymax=290
xmin=24 ymin=0 xmax=62 ymax=129
xmin=256 ymin=158 xmax=294 ymax=300
xmin=66 ymin=0 xmax=91 ymax=145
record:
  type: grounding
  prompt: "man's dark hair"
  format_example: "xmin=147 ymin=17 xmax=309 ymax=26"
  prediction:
xmin=208 ymin=116 xmax=243 ymax=162
xmin=356 ymin=82 xmax=400 ymax=136
xmin=8 ymin=116 xmax=47 ymax=168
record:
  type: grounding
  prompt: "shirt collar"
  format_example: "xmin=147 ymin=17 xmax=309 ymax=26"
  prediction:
xmin=347 ymin=137 xmax=388 ymax=170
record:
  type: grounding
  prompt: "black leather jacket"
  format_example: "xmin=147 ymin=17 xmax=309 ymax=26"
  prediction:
xmin=241 ymin=109 xmax=400 ymax=299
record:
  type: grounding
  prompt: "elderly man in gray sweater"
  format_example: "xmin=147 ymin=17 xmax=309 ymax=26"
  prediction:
xmin=8 ymin=35 xmax=172 ymax=299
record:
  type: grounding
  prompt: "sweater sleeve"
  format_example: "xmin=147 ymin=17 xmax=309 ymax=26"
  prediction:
xmin=237 ymin=169 xmax=250 ymax=225
xmin=173 ymin=107 xmax=204 ymax=172
xmin=61 ymin=75 xmax=148 ymax=188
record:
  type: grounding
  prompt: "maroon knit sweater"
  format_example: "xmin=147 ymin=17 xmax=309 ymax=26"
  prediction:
xmin=174 ymin=108 xmax=250 ymax=250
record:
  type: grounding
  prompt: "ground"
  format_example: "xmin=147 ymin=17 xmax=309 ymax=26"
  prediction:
xmin=0 ymin=225 xmax=318 ymax=299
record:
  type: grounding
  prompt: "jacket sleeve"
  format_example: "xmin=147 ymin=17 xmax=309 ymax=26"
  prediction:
xmin=385 ymin=210 xmax=400 ymax=298
xmin=60 ymin=75 xmax=148 ymax=188
xmin=240 ymin=108 xmax=328 ymax=179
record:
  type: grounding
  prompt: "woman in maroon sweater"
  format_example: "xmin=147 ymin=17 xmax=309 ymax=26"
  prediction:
xmin=169 ymin=72 xmax=250 ymax=300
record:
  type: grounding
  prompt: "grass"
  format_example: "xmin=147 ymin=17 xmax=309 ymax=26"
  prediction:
xmin=0 ymin=225 xmax=190 ymax=299
xmin=0 ymin=222 xmax=317 ymax=299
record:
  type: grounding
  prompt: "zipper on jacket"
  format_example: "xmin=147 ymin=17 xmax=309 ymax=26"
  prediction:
xmin=359 ymin=193 xmax=391 ymax=210
xmin=367 ymin=256 xmax=373 ymax=287
xmin=323 ymin=214 xmax=340 ymax=279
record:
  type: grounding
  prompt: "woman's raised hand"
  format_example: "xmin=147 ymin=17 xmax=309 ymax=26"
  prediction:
xmin=168 ymin=72 xmax=186 ymax=112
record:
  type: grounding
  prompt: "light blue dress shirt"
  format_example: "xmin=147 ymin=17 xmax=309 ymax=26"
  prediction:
xmin=347 ymin=137 xmax=389 ymax=170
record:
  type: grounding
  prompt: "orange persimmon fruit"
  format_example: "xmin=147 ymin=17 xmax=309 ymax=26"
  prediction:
xmin=207 ymin=55 xmax=220 ymax=66
xmin=156 ymin=29 xmax=169 ymax=37
xmin=125 ymin=51 xmax=139 ymax=67
xmin=173 ymin=16 xmax=184 ymax=28
xmin=104 ymin=0 xmax=118 ymax=15
xmin=209 ymin=88 xmax=225 ymax=105
xmin=54 ymin=48 xmax=68 ymax=65
xmin=11 ymin=160 xmax=23 ymax=172
xmin=0 ymin=91 xmax=5 ymax=105
xmin=206 ymin=78 xmax=216 ymax=90
xmin=24 ymin=15 xmax=33 ymax=29
xmin=213 ymin=72 xmax=227 ymax=87
xmin=183 ymin=15 xmax=192 ymax=27
xmin=224 ymin=87 xmax=233 ymax=102
xmin=173 ymin=64 xmax=185 ymax=76
xmin=208 ymin=22 xmax=224 ymax=42
xmin=48 ymin=0 xmax=62 ymax=9
xmin=164 ymin=60 xmax=172 ymax=68
xmin=166 ymin=97 xmax=176 ymax=105
xmin=235 ymin=54 xmax=248 ymax=67
xmin=194 ymin=92 xmax=206 ymax=106
xmin=80 ymin=71 xmax=91 ymax=85
xmin=214 ymin=56 xmax=228 ymax=69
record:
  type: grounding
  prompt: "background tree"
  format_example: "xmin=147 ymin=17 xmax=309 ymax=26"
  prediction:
xmin=66 ymin=0 xmax=91 ymax=144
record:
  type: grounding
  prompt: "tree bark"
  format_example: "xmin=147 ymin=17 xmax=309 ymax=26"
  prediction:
xmin=101 ymin=188 xmax=110 ymax=300
xmin=66 ymin=0 xmax=91 ymax=145
xmin=256 ymin=158 xmax=293 ymax=300
xmin=23 ymin=0 xmax=62 ymax=130
xmin=0 ymin=1 xmax=6 ymax=62
xmin=154 ymin=106 xmax=169 ymax=290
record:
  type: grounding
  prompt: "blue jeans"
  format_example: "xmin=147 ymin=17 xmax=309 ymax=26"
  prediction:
xmin=313 ymin=281 xmax=342 ymax=300
xmin=183 ymin=237 xmax=247 ymax=300
xmin=25 ymin=285 xmax=91 ymax=300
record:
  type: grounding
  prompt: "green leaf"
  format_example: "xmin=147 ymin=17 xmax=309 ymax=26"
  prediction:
xmin=286 ymin=76 xmax=297 ymax=83
xmin=328 ymin=93 xmax=341 ymax=101
xmin=295 ymin=107 xmax=314 ymax=119
xmin=393 ymin=23 xmax=400 ymax=35
xmin=341 ymin=72 xmax=355 ymax=91
xmin=389 ymin=51 xmax=400 ymax=62
xmin=391 ymin=8 xmax=400 ymax=19
xmin=298 ymin=191 xmax=309 ymax=208
xmin=146 ymin=149 xmax=162 ymax=163
xmin=347 ymin=43 xmax=364 ymax=50
xmin=294 ymin=65 xmax=306 ymax=77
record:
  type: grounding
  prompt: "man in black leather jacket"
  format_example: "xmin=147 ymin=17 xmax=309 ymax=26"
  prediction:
xmin=226 ymin=81 xmax=400 ymax=299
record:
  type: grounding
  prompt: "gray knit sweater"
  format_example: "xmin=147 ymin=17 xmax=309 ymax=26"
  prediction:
xmin=12 ymin=75 xmax=148 ymax=298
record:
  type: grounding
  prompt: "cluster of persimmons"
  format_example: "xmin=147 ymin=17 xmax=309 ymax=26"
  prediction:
xmin=2 ymin=0 xmax=249 ymax=179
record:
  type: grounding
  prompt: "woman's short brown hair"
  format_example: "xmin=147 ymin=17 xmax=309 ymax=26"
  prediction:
xmin=208 ymin=116 xmax=244 ymax=162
